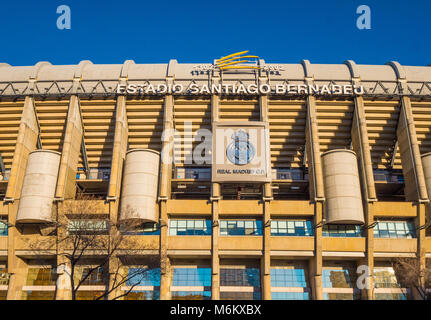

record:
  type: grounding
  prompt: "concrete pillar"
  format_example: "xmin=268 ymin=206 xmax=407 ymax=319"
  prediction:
xmin=211 ymin=182 xmax=220 ymax=300
xmin=304 ymin=81 xmax=324 ymax=300
xmin=397 ymin=96 xmax=429 ymax=202
xmin=312 ymin=201 xmax=323 ymax=300
xmin=55 ymin=95 xmax=84 ymax=200
xmin=6 ymin=96 xmax=39 ymax=300
xmin=262 ymin=186 xmax=271 ymax=300
xmin=159 ymin=80 xmax=175 ymax=299
xmin=362 ymin=203 xmax=375 ymax=300
xmin=351 ymin=96 xmax=377 ymax=202
xmin=414 ymin=203 xmax=427 ymax=300
xmin=351 ymin=95 xmax=376 ymax=299
xmin=106 ymin=94 xmax=129 ymax=300
xmin=258 ymin=76 xmax=272 ymax=300
xmin=210 ymin=84 xmax=221 ymax=300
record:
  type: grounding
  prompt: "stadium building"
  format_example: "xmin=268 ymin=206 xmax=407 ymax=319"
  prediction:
xmin=0 ymin=55 xmax=430 ymax=300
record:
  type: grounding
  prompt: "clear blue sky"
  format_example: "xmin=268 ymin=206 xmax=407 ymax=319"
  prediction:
xmin=1 ymin=0 xmax=430 ymax=66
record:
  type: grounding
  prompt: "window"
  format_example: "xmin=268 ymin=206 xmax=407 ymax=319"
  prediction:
xmin=271 ymin=220 xmax=313 ymax=236
xmin=175 ymin=167 xmax=211 ymax=180
xmin=220 ymin=292 xmax=261 ymax=300
xmin=322 ymin=268 xmax=355 ymax=288
xmin=271 ymin=265 xmax=310 ymax=300
xmin=323 ymin=224 xmax=362 ymax=237
xmin=127 ymin=268 xmax=161 ymax=287
xmin=220 ymin=268 xmax=260 ymax=287
xmin=0 ymin=266 xmax=9 ymax=286
xmin=271 ymin=268 xmax=308 ymax=288
xmin=272 ymin=292 xmax=309 ymax=300
xmin=272 ymin=168 xmax=304 ymax=180
xmin=76 ymin=167 xmax=110 ymax=180
xmin=172 ymin=291 xmax=212 ymax=300
xmin=374 ymin=221 xmax=415 ymax=238
xmin=374 ymin=267 xmax=408 ymax=300
xmin=80 ymin=267 xmax=105 ymax=285
xmin=374 ymin=267 xmax=401 ymax=289
xmin=68 ymin=219 xmax=109 ymax=235
xmin=124 ymin=291 xmax=160 ymax=300
xmin=26 ymin=268 xmax=56 ymax=286
xmin=220 ymin=220 xmax=262 ymax=236
xmin=21 ymin=291 xmax=55 ymax=300
xmin=76 ymin=291 xmax=106 ymax=300
xmin=0 ymin=220 xmax=7 ymax=236
xmin=171 ymin=267 xmax=211 ymax=300
xmin=172 ymin=267 xmax=211 ymax=287
xmin=123 ymin=222 xmax=160 ymax=235
xmin=125 ymin=268 xmax=160 ymax=300
xmin=220 ymin=267 xmax=261 ymax=300
xmin=322 ymin=265 xmax=360 ymax=300
xmin=169 ymin=219 xmax=211 ymax=236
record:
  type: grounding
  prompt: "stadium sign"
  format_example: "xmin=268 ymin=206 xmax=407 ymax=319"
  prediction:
xmin=117 ymin=83 xmax=364 ymax=96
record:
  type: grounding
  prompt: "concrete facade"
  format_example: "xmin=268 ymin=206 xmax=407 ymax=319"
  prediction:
xmin=0 ymin=60 xmax=430 ymax=300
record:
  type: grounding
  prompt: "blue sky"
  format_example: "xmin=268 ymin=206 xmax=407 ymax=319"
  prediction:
xmin=0 ymin=0 xmax=430 ymax=66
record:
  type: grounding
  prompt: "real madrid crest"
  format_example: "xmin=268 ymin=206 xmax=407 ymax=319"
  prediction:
xmin=226 ymin=129 xmax=255 ymax=165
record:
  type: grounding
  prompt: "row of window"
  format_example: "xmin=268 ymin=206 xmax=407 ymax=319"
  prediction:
xmin=124 ymin=266 xmax=408 ymax=301
xmin=11 ymin=265 xmax=412 ymax=301
xmin=0 ymin=218 xmax=416 ymax=239
xmin=124 ymin=219 xmax=417 ymax=238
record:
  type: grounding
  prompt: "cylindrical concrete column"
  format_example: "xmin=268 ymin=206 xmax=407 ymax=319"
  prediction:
xmin=16 ymin=150 xmax=61 ymax=223
xmin=119 ymin=149 xmax=160 ymax=222
xmin=421 ymin=152 xmax=431 ymax=198
xmin=321 ymin=149 xmax=365 ymax=224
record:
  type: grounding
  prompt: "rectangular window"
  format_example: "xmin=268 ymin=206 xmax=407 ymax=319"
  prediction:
xmin=127 ymin=268 xmax=161 ymax=287
xmin=171 ymin=291 xmax=211 ymax=300
xmin=0 ymin=266 xmax=9 ymax=286
xmin=322 ymin=265 xmax=360 ymax=300
xmin=125 ymin=267 xmax=160 ymax=300
xmin=169 ymin=219 xmax=211 ymax=236
xmin=323 ymin=224 xmax=362 ymax=237
xmin=272 ymin=292 xmax=309 ymax=300
xmin=270 ymin=265 xmax=310 ymax=300
xmin=80 ymin=267 xmax=105 ymax=286
xmin=220 ymin=220 xmax=262 ymax=236
xmin=271 ymin=220 xmax=313 ymax=236
xmin=374 ymin=221 xmax=416 ymax=239
xmin=374 ymin=267 xmax=408 ymax=300
xmin=68 ymin=219 xmax=109 ymax=235
xmin=76 ymin=291 xmax=105 ymax=300
xmin=123 ymin=222 xmax=160 ymax=235
xmin=220 ymin=267 xmax=261 ymax=300
xmin=219 ymin=292 xmax=261 ymax=300
xmin=171 ymin=267 xmax=211 ymax=300
xmin=26 ymin=268 xmax=56 ymax=286
xmin=124 ymin=291 xmax=160 ymax=300
xmin=270 ymin=267 xmax=308 ymax=288
xmin=0 ymin=220 xmax=7 ymax=236
xmin=21 ymin=291 xmax=55 ymax=300
xmin=373 ymin=267 xmax=403 ymax=289
xmin=172 ymin=268 xmax=211 ymax=287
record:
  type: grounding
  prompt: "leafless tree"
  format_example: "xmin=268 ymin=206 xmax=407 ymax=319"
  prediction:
xmin=25 ymin=193 xmax=163 ymax=300
xmin=392 ymin=252 xmax=431 ymax=300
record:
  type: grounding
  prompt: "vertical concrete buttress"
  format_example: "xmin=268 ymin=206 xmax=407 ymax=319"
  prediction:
xmin=210 ymin=70 xmax=221 ymax=300
xmin=259 ymin=68 xmax=272 ymax=300
xmin=304 ymin=70 xmax=324 ymax=300
xmin=6 ymin=96 xmax=40 ymax=300
xmin=159 ymin=62 xmax=176 ymax=299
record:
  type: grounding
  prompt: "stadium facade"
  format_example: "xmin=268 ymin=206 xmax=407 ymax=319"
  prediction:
xmin=0 ymin=56 xmax=430 ymax=300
